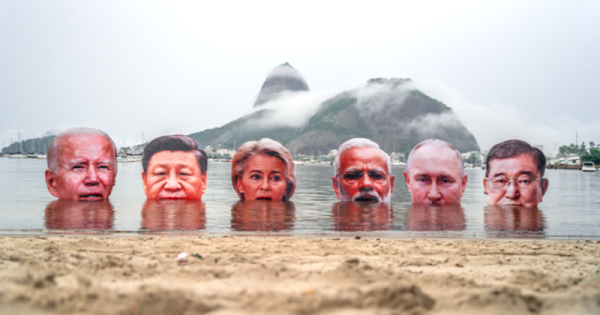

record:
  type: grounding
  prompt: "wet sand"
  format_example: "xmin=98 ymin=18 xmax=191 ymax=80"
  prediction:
xmin=0 ymin=235 xmax=599 ymax=314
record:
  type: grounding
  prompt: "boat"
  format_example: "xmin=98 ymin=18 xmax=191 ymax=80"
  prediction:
xmin=8 ymin=153 xmax=25 ymax=159
xmin=581 ymin=162 xmax=596 ymax=172
xmin=37 ymin=154 xmax=47 ymax=159
xmin=553 ymin=155 xmax=581 ymax=170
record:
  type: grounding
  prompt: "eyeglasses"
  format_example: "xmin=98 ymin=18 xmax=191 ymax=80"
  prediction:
xmin=339 ymin=170 xmax=388 ymax=182
xmin=487 ymin=176 xmax=541 ymax=189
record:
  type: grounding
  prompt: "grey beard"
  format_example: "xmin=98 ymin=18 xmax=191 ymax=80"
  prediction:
xmin=351 ymin=191 xmax=383 ymax=203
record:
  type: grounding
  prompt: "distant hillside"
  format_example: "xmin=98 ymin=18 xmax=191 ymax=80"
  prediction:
xmin=286 ymin=78 xmax=480 ymax=154
xmin=188 ymin=109 xmax=298 ymax=149
xmin=1 ymin=135 xmax=55 ymax=154
xmin=188 ymin=65 xmax=480 ymax=156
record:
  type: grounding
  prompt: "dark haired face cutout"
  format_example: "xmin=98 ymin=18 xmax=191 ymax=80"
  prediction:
xmin=142 ymin=151 xmax=206 ymax=200
xmin=237 ymin=155 xmax=288 ymax=201
xmin=332 ymin=147 xmax=394 ymax=203
xmin=484 ymin=154 xmax=548 ymax=208
xmin=45 ymin=134 xmax=116 ymax=201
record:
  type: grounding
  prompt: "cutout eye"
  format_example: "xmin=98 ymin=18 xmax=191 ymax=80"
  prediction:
xmin=344 ymin=172 xmax=363 ymax=180
xmin=272 ymin=175 xmax=281 ymax=181
xmin=368 ymin=172 xmax=385 ymax=180
xmin=440 ymin=178 xmax=453 ymax=184
xmin=518 ymin=178 xmax=532 ymax=184
xmin=72 ymin=165 xmax=84 ymax=170
xmin=250 ymin=174 xmax=261 ymax=180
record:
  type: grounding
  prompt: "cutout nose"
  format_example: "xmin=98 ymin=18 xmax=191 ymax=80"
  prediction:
xmin=84 ymin=168 xmax=100 ymax=185
xmin=427 ymin=183 xmax=441 ymax=202
xmin=359 ymin=174 xmax=373 ymax=188
xmin=259 ymin=178 xmax=270 ymax=191
xmin=164 ymin=175 xmax=181 ymax=192
xmin=504 ymin=182 xmax=519 ymax=199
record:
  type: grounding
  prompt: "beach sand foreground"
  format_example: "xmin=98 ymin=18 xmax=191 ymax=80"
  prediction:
xmin=0 ymin=236 xmax=599 ymax=314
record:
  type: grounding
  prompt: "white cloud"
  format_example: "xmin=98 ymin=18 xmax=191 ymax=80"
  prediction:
xmin=408 ymin=79 xmax=600 ymax=154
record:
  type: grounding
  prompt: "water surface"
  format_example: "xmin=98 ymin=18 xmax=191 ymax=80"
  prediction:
xmin=1 ymin=158 xmax=599 ymax=238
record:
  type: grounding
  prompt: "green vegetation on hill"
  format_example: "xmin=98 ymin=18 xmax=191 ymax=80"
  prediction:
xmin=187 ymin=78 xmax=480 ymax=156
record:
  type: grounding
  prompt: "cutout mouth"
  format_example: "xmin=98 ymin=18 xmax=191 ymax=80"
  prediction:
xmin=79 ymin=194 xmax=103 ymax=200
xmin=354 ymin=196 xmax=379 ymax=202
xmin=256 ymin=197 xmax=272 ymax=200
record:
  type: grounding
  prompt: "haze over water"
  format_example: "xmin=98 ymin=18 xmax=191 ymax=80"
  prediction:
xmin=1 ymin=158 xmax=599 ymax=239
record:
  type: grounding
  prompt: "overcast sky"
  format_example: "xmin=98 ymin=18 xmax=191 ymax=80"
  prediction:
xmin=1 ymin=0 xmax=599 ymax=153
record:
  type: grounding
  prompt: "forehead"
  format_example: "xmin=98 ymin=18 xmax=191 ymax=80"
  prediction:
xmin=246 ymin=154 xmax=284 ymax=171
xmin=148 ymin=151 xmax=199 ymax=169
xmin=409 ymin=144 xmax=461 ymax=177
xmin=339 ymin=147 xmax=387 ymax=171
xmin=488 ymin=154 xmax=539 ymax=177
xmin=58 ymin=134 xmax=114 ymax=161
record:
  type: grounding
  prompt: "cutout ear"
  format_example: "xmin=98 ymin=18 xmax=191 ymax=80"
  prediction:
xmin=541 ymin=178 xmax=549 ymax=196
xmin=461 ymin=174 xmax=468 ymax=195
xmin=45 ymin=170 xmax=59 ymax=198
xmin=483 ymin=177 xmax=489 ymax=195
xmin=389 ymin=175 xmax=395 ymax=193
xmin=331 ymin=176 xmax=340 ymax=199
xmin=403 ymin=171 xmax=411 ymax=193
xmin=142 ymin=171 xmax=148 ymax=196
xmin=236 ymin=177 xmax=245 ymax=198
xmin=201 ymin=173 xmax=208 ymax=194
xmin=285 ymin=182 xmax=295 ymax=200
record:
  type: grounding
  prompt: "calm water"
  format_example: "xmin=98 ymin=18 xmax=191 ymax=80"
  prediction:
xmin=0 ymin=157 xmax=599 ymax=238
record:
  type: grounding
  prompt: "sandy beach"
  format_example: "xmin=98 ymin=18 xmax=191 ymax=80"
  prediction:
xmin=0 ymin=235 xmax=599 ymax=314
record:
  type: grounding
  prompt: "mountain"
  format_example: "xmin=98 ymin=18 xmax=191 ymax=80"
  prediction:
xmin=189 ymin=62 xmax=309 ymax=149
xmin=285 ymin=78 xmax=480 ymax=155
xmin=188 ymin=65 xmax=480 ymax=156
xmin=253 ymin=62 xmax=309 ymax=107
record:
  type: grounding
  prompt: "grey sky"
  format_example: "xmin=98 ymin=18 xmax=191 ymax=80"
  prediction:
xmin=1 ymin=0 xmax=599 ymax=153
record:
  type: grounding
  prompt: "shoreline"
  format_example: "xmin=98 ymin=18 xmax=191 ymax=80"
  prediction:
xmin=0 ymin=236 xmax=599 ymax=314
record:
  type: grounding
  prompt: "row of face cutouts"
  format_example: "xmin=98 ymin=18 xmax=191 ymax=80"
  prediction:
xmin=45 ymin=133 xmax=548 ymax=208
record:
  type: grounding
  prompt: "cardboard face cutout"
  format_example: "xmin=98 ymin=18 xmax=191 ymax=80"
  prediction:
xmin=332 ymin=146 xmax=394 ymax=203
xmin=231 ymin=138 xmax=296 ymax=201
xmin=141 ymin=135 xmax=207 ymax=200
xmin=404 ymin=140 xmax=467 ymax=205
xmin=45 ymin=130 xmax=117 ymax=201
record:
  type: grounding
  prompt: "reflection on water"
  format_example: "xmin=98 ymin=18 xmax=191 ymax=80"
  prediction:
xmin=484 ymin=205 xmax=545 ymax=237
xmin=332 ymin=202 xmax=393 ymax=232
xmin=45 ymin=200 xmax=114 ymax=230
xmin=231 ymin=200 xmax=295 ymax=232
xmin=141 ymin=200 xmax=206 ymax=231
xmin=405 ymin=204 xmax=466 ymax=231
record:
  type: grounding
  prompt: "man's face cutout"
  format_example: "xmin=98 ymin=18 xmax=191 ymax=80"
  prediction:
xmin=45 ymin=134 xmax=116 ymax=201
xmin=332 ymin=147 xmax=394 ymax=203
